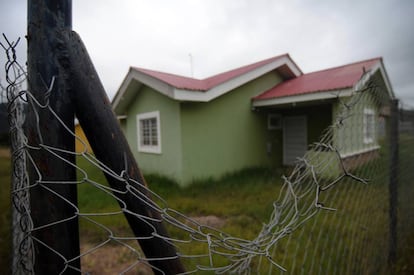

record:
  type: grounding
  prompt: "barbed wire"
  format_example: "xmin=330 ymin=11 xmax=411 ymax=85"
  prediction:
xmin=2 ymin=33 xmax=412 ymax=274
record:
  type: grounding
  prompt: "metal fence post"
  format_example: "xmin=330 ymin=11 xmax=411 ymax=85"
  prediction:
xmin=388 ymin=98 xmax=399 ymax=268
xmin=27 ymin=0 xmax=80 ymax=273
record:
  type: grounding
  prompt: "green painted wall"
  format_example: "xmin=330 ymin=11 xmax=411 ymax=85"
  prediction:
xmin=180 ymin=72 xmax=283 ymax=184
xmin=122 ymin=72 xmax=337 ymax=185
xmin=120 ymin=69 xmax=390 ymax=186
xmin=126 ymin=85 xmax=183 ymax=181
xmin=332 ymin=92 xmax=379 ymax=156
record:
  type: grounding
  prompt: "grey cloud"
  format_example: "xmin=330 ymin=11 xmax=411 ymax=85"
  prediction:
xmin=0 ymin=0 xmax=413 ymax=105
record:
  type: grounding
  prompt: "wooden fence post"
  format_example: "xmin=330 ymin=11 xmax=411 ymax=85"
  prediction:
xmin=56 ymin=29 xmax=185 ymax=275
xmin=27 ymin=0 xmax=80 ymax=273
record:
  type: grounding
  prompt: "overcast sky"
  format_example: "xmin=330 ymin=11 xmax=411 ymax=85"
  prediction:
xmin=1 ymin=0 xmax=414 ymax=106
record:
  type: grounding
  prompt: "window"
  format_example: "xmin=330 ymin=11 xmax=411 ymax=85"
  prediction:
xmin=268 ymin=114 xmax=282 ymax=130
xmin=137 ymin=111 xmax=161 ymax=154
xmin=363 ymin=108 xmax=375 ymax=144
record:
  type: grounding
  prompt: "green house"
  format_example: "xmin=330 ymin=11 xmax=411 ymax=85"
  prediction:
xmin=112 ymin=54 xmax=394 ymax=186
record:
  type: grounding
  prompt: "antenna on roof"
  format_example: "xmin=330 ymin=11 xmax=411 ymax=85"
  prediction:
xmin=189 ymin=53 xmax=194 ymax=78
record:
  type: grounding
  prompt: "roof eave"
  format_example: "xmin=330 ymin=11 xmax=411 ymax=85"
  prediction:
xmin=252 ymin=88 xmax=353 ymax=107
xmin=112 ymin=67 xmax=176 ymax=114
xmin=253 ymin=58 xmax=395 ymax=108
xmin=112 ymin=67 xmax=135 ymax=114
xmin=351 ymin=58 xmax=395 ymax=100
xmin=377 ymin=59 xmax=395 ymax=99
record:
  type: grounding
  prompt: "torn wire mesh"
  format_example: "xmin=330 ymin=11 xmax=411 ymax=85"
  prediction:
xmin=2 ymin=35 xmax=411 ymax=275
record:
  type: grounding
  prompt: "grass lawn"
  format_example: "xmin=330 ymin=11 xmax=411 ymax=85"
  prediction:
xmin=74 ymin=154 xmax=388 ymax=274
xmin=76 ymin=156 xmax=282 ymax=243
xmin=75 ymin=157 xmax=284 ymax=272
xmin=1 ymin=136 xmax=414 ymax=274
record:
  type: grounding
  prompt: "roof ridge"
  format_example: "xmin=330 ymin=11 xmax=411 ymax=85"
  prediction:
xmin=203 ymin=54 xmax=289 ymax=80
xmin=131 ymin=54 xmax=294 ymax=91
xmin=305 ymin=57 xmax=382 ymax=75
xmin=202 ymin=54 xmax=291 ymax=88
xmin=133 ymin=53 xmax=290 ymax=82
xmin=132 ymin=67 xmax=201 ymax=81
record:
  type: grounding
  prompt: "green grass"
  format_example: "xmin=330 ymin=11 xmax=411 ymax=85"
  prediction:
xmin=75 ymin=158 xmax=282 ymax=243
xmin=160 ymin=167 xmax=279 ymax=219
xmin=74 ymin=159 xmax=283 ymax=271
xmin=72 ymin=154 xmax=394 ymax=273
xmin=2 ymin=136 xmax=414 ymax=274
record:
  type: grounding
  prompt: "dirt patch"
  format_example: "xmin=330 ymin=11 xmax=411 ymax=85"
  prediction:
xmin=190 ymin=215 xmax=226 ymax=228
xmin=79 ymin=215 xmax=225 ymax=273
xmin=0 ymin=147 xmax=10 ymax=158
xmin=80 ymin=243 xmax=153 ymax=274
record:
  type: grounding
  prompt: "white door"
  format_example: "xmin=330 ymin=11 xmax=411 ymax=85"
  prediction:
xmin=283 ymin=116 xmax=307 ymax=165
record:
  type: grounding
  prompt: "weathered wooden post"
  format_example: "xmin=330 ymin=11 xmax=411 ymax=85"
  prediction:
xmin=27 ymin=0 xmax=80 ymax=273
xmin=57 ymin=30 xmax=186 ymax=274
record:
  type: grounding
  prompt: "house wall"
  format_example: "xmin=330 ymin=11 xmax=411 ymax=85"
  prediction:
xmin=180 ymin=72 xmax=283 ymax=184
xmin=125 ymin=85 xmax=184 ymax=181
xmin=307 ymin=94 xmax=384 ymax=178
xmin=333 ymin=92 xmax=380 ymax=157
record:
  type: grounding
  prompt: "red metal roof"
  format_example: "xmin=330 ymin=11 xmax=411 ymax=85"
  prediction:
xmin=133 ymin=68 xmax=206 ymax=90
xmin=132 ymin=54 xmax=291 ymax=91
xmin=254 ymin=58 xmax=381 ymax=101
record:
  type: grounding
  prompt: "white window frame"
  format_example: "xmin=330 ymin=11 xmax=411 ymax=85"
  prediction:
xmin=137 ymin=111 xmax=161 ymax=154
xmin=268 ymin=114 xmax=282 ymax=130
xmin=363 ymin=108 xmax=376 ymax=144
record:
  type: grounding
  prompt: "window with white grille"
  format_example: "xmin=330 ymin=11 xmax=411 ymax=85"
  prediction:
xmin=137 ymin=111 xmax=161 ymax=154
xmin=363 ymin=108 xmax=375 ymax=144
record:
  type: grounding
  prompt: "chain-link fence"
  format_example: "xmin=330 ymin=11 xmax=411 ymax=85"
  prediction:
xmin=2 ymin=4 xmax=414 ymax=273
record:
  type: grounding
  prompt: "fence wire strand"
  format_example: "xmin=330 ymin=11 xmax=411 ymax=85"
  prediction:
xmin=2 ymin=34 xmax=414 ymax=274
xmin=1 ymin=35 xmax=34 ymax=275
